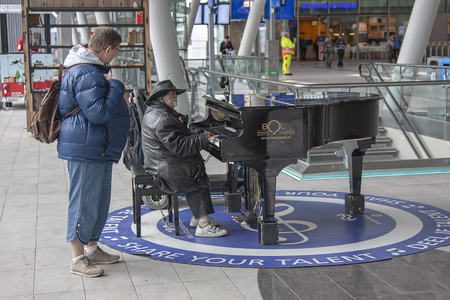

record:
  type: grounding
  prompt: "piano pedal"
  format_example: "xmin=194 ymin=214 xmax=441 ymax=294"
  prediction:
xmin=232 ymin=215 xmax=247 ymax=223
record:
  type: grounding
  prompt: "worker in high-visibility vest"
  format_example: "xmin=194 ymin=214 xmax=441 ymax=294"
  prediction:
xmin=281 ymin=33 xmax=295 ymax=75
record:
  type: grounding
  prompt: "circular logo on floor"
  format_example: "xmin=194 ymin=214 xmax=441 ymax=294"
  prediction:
xmin=100 ymin=191 xmax=450 ymax=268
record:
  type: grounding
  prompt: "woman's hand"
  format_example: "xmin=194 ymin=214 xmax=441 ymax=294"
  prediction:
xmin=104 ymin=74 xmax=113 ymax=80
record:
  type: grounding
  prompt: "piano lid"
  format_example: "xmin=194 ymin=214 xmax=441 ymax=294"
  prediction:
xmin=225 ymin=92 xmax=381 ymax=109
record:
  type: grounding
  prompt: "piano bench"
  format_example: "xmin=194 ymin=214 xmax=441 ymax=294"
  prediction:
xmin=131 ymin=165 xmax=179 ymax=238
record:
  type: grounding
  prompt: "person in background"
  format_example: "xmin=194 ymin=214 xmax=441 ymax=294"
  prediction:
xmin=58 ymin=27 xmax=130 ymax=277
xmin=393 ymin=33 xmax=402 ymax=63
xmin=219 ymin=35 xmax=233 ymax=55
xmin=141 ymin=80 xmax=228 ymax=238
xmin=281 ymin=33 xmax=295 ymax=75
xmin=387 ymin=34 xmax=395 ymax=63
xmin=324 ymin=36 xmax=334 ymax=68
xmin=299 ymin=38 xmax=308 ymax=60
xmin=336 ymin=34 xmax=346 ymax=68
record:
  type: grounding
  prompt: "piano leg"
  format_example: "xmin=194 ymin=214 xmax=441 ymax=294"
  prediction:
xmin=243 ymin=158 xmax=296 ymax=245
xmin=342 ymin=139 xmax=374 ymax=215
xmin=242 ymin=166 xmax=258 ymax=225
xmin=225 ymin=162 xmax=241 ymax=213
xmin=258 ymin=176 xmax=279 ymax=245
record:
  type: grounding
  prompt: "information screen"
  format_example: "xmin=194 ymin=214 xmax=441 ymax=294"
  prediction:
xmin=217 ymin=4 xmax=230 ymax=25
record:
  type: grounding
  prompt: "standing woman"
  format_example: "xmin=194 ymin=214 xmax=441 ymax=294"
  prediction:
xmin=58 ymin=27 xmax=130 ymax=277
xmin=324 ymin=36 xmax=334 ymax=68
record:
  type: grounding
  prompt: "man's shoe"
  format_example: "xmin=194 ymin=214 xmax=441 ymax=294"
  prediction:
xmin=286 ymin=73 xmax=293 ymax=75
xmin=70 ymin=256 xmax=104 ymax=277
xmin=195 ymin=224 xmax=228 ymax=237
xmin=190 ymin=216 xmax=220 ymax=227
xmin=86 ymin=247 xmax=120 ymax=264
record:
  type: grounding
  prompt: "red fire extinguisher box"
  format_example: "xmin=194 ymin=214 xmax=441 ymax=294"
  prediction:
xmin=2 ymin=82 xmax=24 ymax=97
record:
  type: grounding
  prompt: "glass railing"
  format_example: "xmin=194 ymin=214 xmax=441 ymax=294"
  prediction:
xmin=185 ymin=65 xmax=450 ymax=179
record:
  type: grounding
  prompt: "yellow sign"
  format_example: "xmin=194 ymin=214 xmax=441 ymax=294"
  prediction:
xmin=312 ymin=21 xmax=318 ymax=26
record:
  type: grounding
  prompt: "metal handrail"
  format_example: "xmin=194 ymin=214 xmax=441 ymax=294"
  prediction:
xmin=359 ymin=63 xmax=431 ymax=159
xmin=374 ymin=62 xmax=450 ymax=70
xmin=185 ymin=67 xmax=450 ymax=90
xmin=183 ymin=56 xmax=265 ymax=61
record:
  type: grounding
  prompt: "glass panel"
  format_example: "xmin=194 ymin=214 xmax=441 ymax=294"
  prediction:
xmin=189 ymin=64 xmax=450 ymax=170
xmin=358 ymin=16 xmax=388 ymax=55
xmin=360 ymin=0 xmax=388 ymax=14
xmin=328 ymin=16 xmax=357 ymax=48
xmin=390 ymin=14 xmax=410 ymax=38
xmin=438 ymin=0 xmax=447 ymax=13
xmin=390 ymin=0 xmax=415 ymax=14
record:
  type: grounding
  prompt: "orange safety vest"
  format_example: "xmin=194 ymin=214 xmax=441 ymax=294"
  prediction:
xmin=282 ymin=47 xmax=293 ymax=55
xmin=281 ymin=37 xmax=294 ymax=56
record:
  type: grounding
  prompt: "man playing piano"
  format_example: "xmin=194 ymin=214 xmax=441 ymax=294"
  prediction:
xmin=141 ymin=80 xmax=228 ymax=237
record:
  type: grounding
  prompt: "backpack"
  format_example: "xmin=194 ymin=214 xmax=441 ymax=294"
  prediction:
xmin=30 ymin=64 xmax=80 ymax=143
xmin=122 ymin=100 xmax=145 ymax=170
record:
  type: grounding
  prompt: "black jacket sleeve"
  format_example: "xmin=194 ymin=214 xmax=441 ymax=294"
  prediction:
xmin=155 ymin=116 xmax=210 ymax=159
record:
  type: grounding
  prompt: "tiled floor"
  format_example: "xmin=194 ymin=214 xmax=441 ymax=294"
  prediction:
xmin=1 ymin=60 xmax=450 ymax=300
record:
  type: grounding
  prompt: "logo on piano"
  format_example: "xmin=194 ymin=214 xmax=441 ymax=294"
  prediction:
xmin=258 ymin=120 xmax=295 ymax=140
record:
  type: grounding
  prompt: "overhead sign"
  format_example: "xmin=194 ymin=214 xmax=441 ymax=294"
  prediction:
xmin=231 ymin=0 xmax=251 ymax=20
xmin=101 ymin=191 xmax=450 ymax=268
xmin=300 ymin=3 xmax=358 ymax=9
xmin=264 ymin=0 xmax=295 ymax=19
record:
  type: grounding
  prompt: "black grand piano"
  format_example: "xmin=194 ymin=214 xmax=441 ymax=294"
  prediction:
xmin=191 ymin=92 xmax=381 ymax=245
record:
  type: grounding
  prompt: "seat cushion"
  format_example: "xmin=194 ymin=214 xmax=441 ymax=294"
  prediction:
xmin=131 ymin=164 xmax=155 ymax=186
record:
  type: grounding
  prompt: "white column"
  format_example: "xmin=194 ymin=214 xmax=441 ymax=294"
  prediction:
xmin=238 ymin=0 xmax=266 ymax=56
xmin=397 ymin=0 xmax=439 ymax=64
xmin=72 ymin=27 xmax=80 ymax=45
xmin=94 ymin=12 xmax=122 ymax=81
xmin=57 ymin=12 xmax=72 ymax=64
xmin=149 ymin=0 xmax=189 ymax=117
xmin=76 ymin=12 xmax=90 ymax=44
xmin=187 ymin=0 xmax=200 ymax=42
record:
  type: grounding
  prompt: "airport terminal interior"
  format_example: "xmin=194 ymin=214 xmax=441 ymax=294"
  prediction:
xmin=3 ymin=0 xmax=450 ymax=299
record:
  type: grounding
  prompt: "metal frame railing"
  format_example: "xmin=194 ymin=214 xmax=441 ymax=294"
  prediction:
xmin=186 ymin=66 xmax=450 ymax=161
xmin=359 ymin=63 xmax=430 ymax=159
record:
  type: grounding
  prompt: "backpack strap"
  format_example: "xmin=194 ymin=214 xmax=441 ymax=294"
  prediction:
xmin=63 ymin=106 xmax=81 ymax=120
xmin=58 ymin=64 xmax=64 ymax=81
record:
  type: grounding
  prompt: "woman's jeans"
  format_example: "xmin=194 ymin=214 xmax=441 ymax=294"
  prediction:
xmin=66 ymin=161 xmax=113 ymax=245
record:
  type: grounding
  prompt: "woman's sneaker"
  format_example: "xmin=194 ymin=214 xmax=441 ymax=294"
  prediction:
xmin=195 ymin=224 xmax=228 ymax=237
xmin=70 ymin=256 xmax=104 ymax=277
xmin=86 ymin=247 xmax=120 ymax=264
xmin=190 ymin=216 xmax=220 ymax=227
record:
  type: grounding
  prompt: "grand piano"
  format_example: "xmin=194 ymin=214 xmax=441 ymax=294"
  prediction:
xmin=191 ymin=92 xmax=381 ymax=245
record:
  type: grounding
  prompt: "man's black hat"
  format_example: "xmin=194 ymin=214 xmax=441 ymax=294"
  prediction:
xmin=146 ymin=80 xmax=186 ymax=104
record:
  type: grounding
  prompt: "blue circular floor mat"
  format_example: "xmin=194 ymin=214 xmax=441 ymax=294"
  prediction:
xmin=100 ymin=190 xmax=450 ymax=267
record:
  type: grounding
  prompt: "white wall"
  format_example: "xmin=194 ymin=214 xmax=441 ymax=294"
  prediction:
xmin=385 ymin=127 xmax=450 ymax=159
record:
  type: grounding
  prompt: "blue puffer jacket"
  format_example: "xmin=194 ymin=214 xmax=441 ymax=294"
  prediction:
xmin=57 ymin=45 xmax=130 ymax=163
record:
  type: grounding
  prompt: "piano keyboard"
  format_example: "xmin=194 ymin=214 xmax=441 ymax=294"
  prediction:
xmin=209 ymin=126 xmax=238 ymax=147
